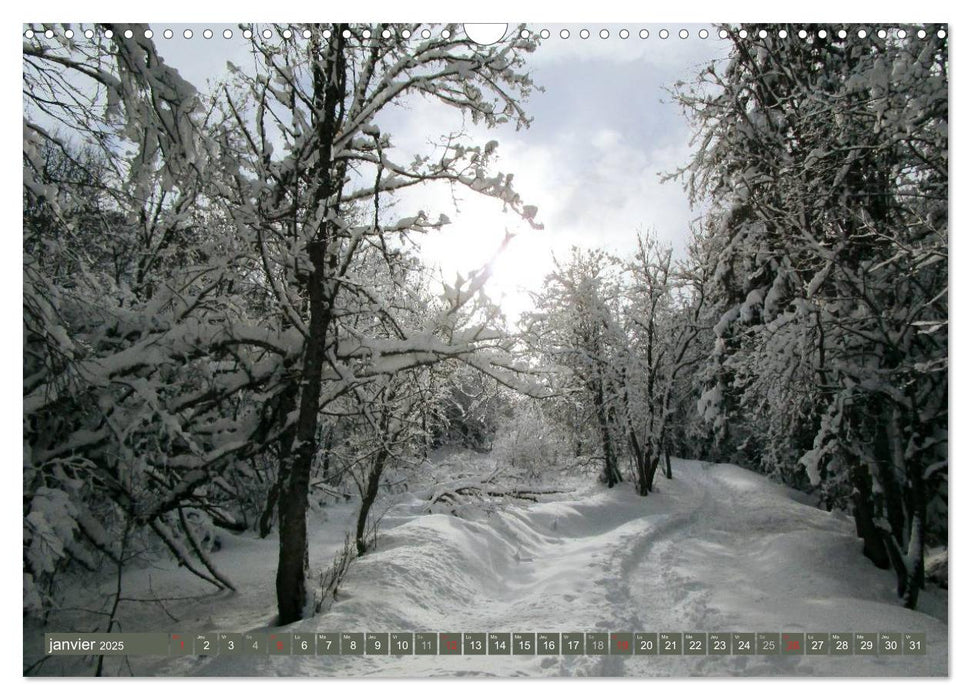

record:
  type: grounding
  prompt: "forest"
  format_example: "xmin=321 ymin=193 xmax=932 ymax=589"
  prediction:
xmin=22 ymin=23 xmax=947 ymax=676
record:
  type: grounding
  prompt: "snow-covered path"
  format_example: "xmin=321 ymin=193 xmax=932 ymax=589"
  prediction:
xmin=619 ymin=462 xmax=948 ymax=676
xmin=37 ymin=458 xmax=946 ymax=677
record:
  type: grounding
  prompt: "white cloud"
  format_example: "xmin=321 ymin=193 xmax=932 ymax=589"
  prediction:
xmin=591 ymin=129 xmax=622 ymax=150
xmin=526 ymin=24 xmax=731 ymax=70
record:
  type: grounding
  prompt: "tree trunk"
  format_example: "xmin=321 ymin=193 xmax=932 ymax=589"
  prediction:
xmin=870 ymin=401 xmax=928 ymax=608
xmin=899 ymin=414 xmax=928 ymax=609
xmin=260 ymin=362 xmax=300 ymax=539
xmin=593 ymin=380 xmax=621 ymax=487
xmin=259 ymin=478 xmax=280 ymax=538
xmin=356 ymin=450 xmax=388 ymax=556
xmin=628 ymin=431 xmax=649 ymax=496
xmin=644 ymin=451 xmax=661 ymax=493
xmin=851 ymin=463 xmax=891 ymax=570
xmin=275 ymin=26 xmax=346 ymax=626
xmin=900 ymin=510 xmax=925 ymax=609
xmin=873 ymin=409 xmax=906 ymax=545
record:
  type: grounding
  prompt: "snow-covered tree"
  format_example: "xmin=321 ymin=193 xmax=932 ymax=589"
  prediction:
xmin=23 ymin=23 xmax=542 ymax=627
xmin=619 ymin=233 xmax=705 ymax=494
xmin=674 ymin=23 xmax=947 ymax=607
xmin=492 ymin=397 xmax=571 ymax=481
xmin=523 ymin=248 xmax=626 ymax=487
xmin=210 ymin=23 xmax=541 ymax=623
xmin=23 ymin=23 xmax=250 ymax=617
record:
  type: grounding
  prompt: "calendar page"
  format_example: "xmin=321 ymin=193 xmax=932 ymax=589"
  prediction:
xmin=21 ymin=14 xmax=948 ymax=681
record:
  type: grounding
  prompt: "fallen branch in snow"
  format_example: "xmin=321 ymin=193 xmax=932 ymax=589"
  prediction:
xmin=309 ymin=481 xmax=353 ymax=502
xmin=434 ymin=485 xmax=561 ymax=504
xmin=422 ymin=476 xmax=568 ymax=514
xmin=177 ymin=507 xmax=236 ymax=592
xmin=148 ymin=518 xmax=233 ymax=592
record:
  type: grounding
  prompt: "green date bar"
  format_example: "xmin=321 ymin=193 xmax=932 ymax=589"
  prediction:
xmin=45 ymin=633 xmax=170 ymax=656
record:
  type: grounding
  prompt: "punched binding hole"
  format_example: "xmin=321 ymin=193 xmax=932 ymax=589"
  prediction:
xmin=462 ymin=23 xmax=508 ymax=45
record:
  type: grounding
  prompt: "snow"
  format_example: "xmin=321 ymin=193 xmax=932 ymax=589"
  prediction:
xmin=25 ymin=453 xmax=946 ymax=678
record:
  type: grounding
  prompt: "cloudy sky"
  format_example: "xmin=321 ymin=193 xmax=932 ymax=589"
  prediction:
xmin=155 ymin=24 xmax=729 ymax=319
